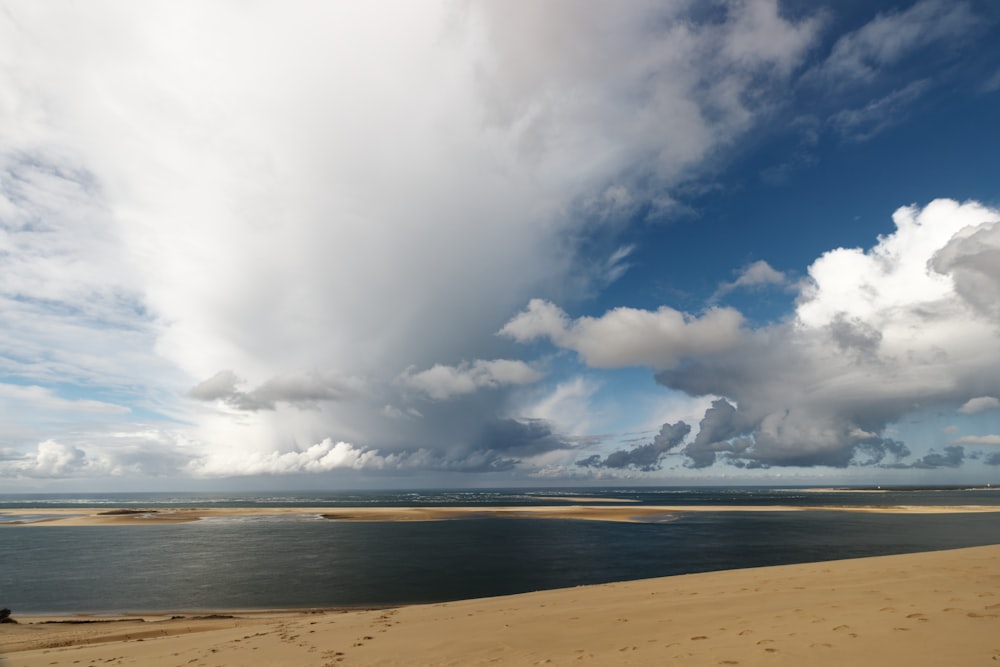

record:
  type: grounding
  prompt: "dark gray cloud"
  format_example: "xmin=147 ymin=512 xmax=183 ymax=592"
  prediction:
xmin=851 ymin=438 xmax=911 ymax=466
xmin=577 ymin=421 xmax=690 ymax=471
xmin=930 ymin=219 xmax=1000 ymax=321
xmin=911 ymin=445 xmax=965 ymax=469
xmin=477 ymin=418 xmax=575 ymax=458
xmin=827 ymin=313 xmax=882 ymax=358
xmin=682 ymin=399 xmax=753 ymax=468
xmin=189 ymin=370 xmax=355 ymax=411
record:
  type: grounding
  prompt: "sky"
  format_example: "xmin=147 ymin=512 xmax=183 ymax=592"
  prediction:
xmin=2 ymin=0 xmax=1000 ymax=491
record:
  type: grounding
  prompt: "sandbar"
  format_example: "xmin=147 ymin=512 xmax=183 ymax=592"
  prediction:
xmin=3 ymin=544 xmax=998 ymax=666
xmin=2 ymin=503 xmax=999 ymax=526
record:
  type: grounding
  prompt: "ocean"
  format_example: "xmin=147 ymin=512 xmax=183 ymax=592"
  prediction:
xmin=2 ymin=487 xmax=999 ymax=614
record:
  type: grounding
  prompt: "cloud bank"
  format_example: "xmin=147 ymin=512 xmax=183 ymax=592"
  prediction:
xmin=508 ymin=199 xmax=1000 ymax=470
xmin=1 ymin=1 xmax=996 ymax=484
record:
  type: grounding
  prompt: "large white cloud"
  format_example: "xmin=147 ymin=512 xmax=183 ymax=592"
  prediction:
xmin=507 ymin=199 xmax=1000 ymax=469
xmin=398 ymin=360 xmax=542 ymax=401
xmin=501 ymin=299 xmax=745 ymax=369
xmin=0 ymin=1 xmax=831 ymax=480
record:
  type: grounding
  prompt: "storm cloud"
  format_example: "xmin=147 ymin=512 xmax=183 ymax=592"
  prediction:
xmin=1 ymin=1 xmax=997 ymax=486
xmin=578 ymin=421 xmax=690 ymax=471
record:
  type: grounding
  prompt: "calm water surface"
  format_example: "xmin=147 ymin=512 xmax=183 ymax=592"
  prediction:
xmin=2 ymin=488 xmax=998 ymax=613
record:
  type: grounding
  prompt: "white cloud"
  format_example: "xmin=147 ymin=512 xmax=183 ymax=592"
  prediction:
xmin=192 ymin=438 xmax=399 ymax=477
xmin=17 ymin=2 xmax=992 ymax=482
xmin=509 ymin=199 xmax=1000 ymax=469
xmin=830 ymin=79 xmax=932 ymax=142
xmin=0 ymin=431 xmax=193 ymax=479
xmin=0 ymin=1 xmax=828 ymax=480
xmin=398 ymin=359 xmax=542 ymax=401
xmin=522 ymin=376 xmax=602 ymax=438
xmin=0 ymin=383 xmax=129 ymax=415
xmin=807 ymin=0 xmax=976 ymax=87
xmin=501 ymin=300 xmax=745 ymax=370
xmin=952 ymin=435 xmax=1000 ymax=446
xmin=958 ymin=397 xmax=1000 ymax=414
xmin=22 ymin=440 xmax=89 ymax=478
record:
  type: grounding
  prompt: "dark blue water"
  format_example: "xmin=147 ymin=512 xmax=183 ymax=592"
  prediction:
xmin=3 ymin=486 xmax=999 ymax=509
xmin=1 ymin=488 xmax=999 ymax=613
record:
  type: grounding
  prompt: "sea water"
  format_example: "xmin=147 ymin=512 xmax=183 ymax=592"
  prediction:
xmin=1 ymin=488 xmax=999 ymax=613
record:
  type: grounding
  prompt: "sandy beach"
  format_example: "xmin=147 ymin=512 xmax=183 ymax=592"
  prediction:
xmin=3 ymin=502 xmax=1000 ymax=526
xmin=3 ymin=544 xmax=998 ymax=666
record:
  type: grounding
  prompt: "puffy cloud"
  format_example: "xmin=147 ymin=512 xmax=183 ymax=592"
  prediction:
xmin=192 ymin=439 xmax=397 ymax=477
xmin=23 ymin=440 xmax=88 ymax=478
xmin=513 ymin=199 xmax=1000 ymax=470
xmin=958 ymin=397 xmax=1000 ymax=414
xmin=6 ymin=3 xmax=994 ymax=484
xmin=0 ymin=434 xmax=191 ymax=479
xmin=578 ymin=421 xmax=690 ymax=471
xmin=398 ymin=360 xmax=542 ymax=400
xmin=931 ymin=217 xmax=1000 ymax=321
xmin=663 ymin=199 xmax=1000 ymax=468
xmin=0 ymin=1 xmax=830 ymax=480
xmin=681 ymin=399 xmax=754 ymax=468
xmin=190 ymin=435 xmax=546 ymax=478
xmin=500 ymin=299 xmax=744 ymax=369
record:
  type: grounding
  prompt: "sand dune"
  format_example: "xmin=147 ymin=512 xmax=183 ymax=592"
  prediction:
xmin=4 ymin=544 xmax=999 ymax=666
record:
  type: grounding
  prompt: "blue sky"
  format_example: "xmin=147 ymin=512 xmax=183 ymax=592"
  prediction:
xmin=2 ymin=0 xmax=1000 ymax=490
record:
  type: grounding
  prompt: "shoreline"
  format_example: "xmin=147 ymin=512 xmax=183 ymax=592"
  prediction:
xmin=4 ymin=544 xmax=999 ymax=666
xmin=3 ymin=502 xmax=1000 ymax=526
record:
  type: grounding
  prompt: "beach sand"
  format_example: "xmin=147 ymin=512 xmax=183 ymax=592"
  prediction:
xmin=3 ymin=544 xmax=998 ymax=666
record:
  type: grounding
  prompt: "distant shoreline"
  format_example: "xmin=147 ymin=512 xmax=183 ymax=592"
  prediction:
xmin=3 ymin=502 xmax=1000 ymax=526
